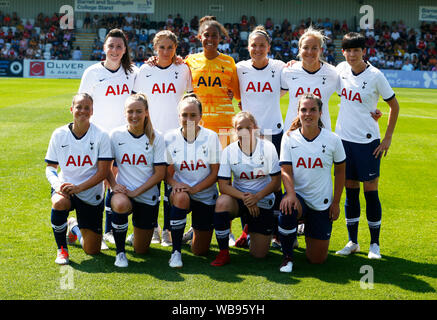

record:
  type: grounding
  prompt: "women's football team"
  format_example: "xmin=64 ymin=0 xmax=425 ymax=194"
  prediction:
xmin=45 ymin=17 xmax=399 ymax=273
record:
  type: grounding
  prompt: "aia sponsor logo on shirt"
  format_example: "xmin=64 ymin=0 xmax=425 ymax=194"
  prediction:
xmin=105 ymin=84 xmax=130 ymax=96
xmin=245 ymin=81 xmax=273 ymax=93
xmin=66 ymin=155 xmax=93 ymax=166
xmin=179 ymin=159 xmax=207 ymax=171
xmin=296 ymin=157 xmax=323 ymax=169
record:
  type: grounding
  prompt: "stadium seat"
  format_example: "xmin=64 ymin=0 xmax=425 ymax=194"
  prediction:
xmin=2 ymin=26 xmax=8 ymax=33
xmin=148 ymin=29 xmax=156 ymax=36
xmin=43 ymin=51 xmax=51 ymax=60
xmin=98 ymin=28 xmax=107 ymax=42
xmin=10 ymin=26 xmax=16 ymax=34
xmin=34 ymin=27 xmax=40 ymax=34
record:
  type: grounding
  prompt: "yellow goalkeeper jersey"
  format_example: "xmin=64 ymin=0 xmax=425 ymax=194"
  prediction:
xmin=185 ymin=53 xmax=240 ymax=146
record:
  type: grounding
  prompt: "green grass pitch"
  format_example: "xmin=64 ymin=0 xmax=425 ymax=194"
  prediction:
xmin=0 ymin=78 xmax=436 ymax=300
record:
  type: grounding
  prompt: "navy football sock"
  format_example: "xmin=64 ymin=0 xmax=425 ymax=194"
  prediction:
xmin=163 ymin=199 xmax=171 ymax=231
xmin=214 ymin=211 xmax=231 ymax=250
xmin=278 ymin=209 xmax=298 ymax=258
xmin=345 ymin=188 xmax=361 ymax=244
xmin=51 ymin=209 xmax=69 ymax=250
xmin=111 ymin=211 xmax=129 ymax=254
xmin=170 ymin=206 xmax=188 ymax=253
xmin=364 ymin=190 xmax=382 ymax=245
xmin=104 ymin=191 xmax=113 ymax=234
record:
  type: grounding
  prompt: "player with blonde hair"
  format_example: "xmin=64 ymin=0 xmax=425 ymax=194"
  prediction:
xmin=107 ymin=93 xmax=166 ymax=267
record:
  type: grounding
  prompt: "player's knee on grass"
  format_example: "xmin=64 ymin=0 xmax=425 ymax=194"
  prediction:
xmin=81 ymin=229 xmax=102 ymax=255
xmin=305 ymin=238 xmax=329 ymax=264
xmin=191 ymin=230 xmax=213 ymax=256
xmin=133 ymin=228 xmax=153 ymax=254
xmin=249 ymin=233 xmax=271 ymax=259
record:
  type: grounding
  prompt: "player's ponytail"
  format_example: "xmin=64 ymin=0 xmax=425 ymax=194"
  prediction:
xmin=288 ymin=93 xmax=324 ymax=133
xmin=126 ymin=93 xmax=155 ymax=145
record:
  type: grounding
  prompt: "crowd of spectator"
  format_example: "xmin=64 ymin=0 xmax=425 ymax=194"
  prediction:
xmin=0 ymin=11 xmax=76 ymax=60
xmin=1 ymin=10 xmax=436 ymax=71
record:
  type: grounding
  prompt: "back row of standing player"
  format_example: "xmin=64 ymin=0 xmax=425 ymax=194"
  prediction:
xmin=46 ymin=16 xmax=399 ymax=272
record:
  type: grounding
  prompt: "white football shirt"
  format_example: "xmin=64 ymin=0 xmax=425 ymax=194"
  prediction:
xmin=78 ymin=62 xmax=138 ymax=133
xmin=165 ymin=126 xmax=221 ymax=205
xmin=237 ymin=59 xmax=285 ymax=135
xmin=45 ymin=123 xmax=113 ymax=205
xmin=110 ymin=127 xmax=166 ymax=205
xmin=133 ymin=63 xmax=192 ymax=134
xmin=218 ymin=138 xmax=281 ymax=209
xmin=281 ymin=61 xmax=340 ymax=131
xmin=335 ymin=61 xmax=395 ymax=144
xmin=280 ymin=128 xmax=346 ymax=211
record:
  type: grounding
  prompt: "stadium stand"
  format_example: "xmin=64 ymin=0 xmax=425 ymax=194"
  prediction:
xmin=0 ymin=10 xmax=435 ymax=70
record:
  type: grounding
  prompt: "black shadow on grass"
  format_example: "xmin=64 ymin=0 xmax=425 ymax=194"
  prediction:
xmin=65 ymin=241 xmax=436 ymax=293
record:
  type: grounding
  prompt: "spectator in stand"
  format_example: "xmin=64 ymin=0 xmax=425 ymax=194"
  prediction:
xmin=83 ymin=13 xmax=92 ymax=29
xmin=174 ymin=13 xmax=183 ymax=29
xmin=401 ymin=58 xmax=414 ymax=71
xmin=394 ymin=56 xmax=403 ymax=69
xmin=92 ymin=14 xmax=99 ymax=28
xmin=138 ymin=30 xmax=148 ymax=44
xmin=72 ymin=46 xmax=82 ymax=60
xmin=341 ymin=20 xmax=349 ymax=34
xmin=391 ymin=28 xmax=401 ymax=44
xmin=3 ymin=13 xmax=11 ymax=27
xmin=135 ymin=45 xmax=146 ymax=61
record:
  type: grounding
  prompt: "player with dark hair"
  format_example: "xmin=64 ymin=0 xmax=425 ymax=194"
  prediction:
xmin=184 ymin=16 xmax=241 ymax=148
xmin=182 ymin=15 xmax=241 ymax=245
xmin=279 ymin=93 xmax=346 ymax=272
xmin=78 ymin=28 xmax=138 ymax=247
xmin=335 ymin=32 xmax=400 ymax=259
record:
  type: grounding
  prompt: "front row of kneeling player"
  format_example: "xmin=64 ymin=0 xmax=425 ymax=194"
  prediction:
xmin=45 ymin=91 xmax=359 ymax=273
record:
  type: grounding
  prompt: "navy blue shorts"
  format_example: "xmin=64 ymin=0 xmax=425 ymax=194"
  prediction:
xmin=130 ymin=200 xmax=159 ymax=230
xmin=166 ymin=187 xmax=214 ymax=231
xmin=342 ymin=139 xmax=381 ymax=182
xmin=236 ymin=199 xmax=275 ymax=236
xmin=107 ymin=192 xmax=159 ymax=230
xmin=52 ymin=189 xmax=104 ymax=234
xmin=189 ymin=199 xmax=215 ymax=231
xmin=296 ymin=193 xmax=332 ymax=241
